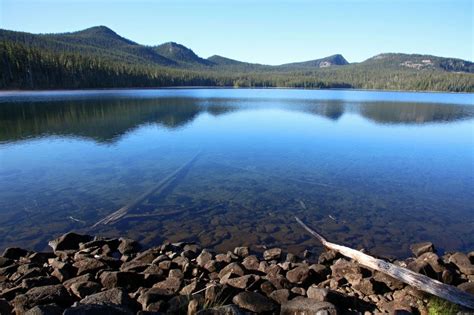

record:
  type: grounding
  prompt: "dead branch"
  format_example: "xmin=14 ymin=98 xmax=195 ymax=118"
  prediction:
xmin=295 ymin=216 xmax=474 ymax=309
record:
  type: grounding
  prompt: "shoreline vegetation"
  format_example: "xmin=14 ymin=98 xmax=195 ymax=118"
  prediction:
xmin=1 ymin=86 xmax=474 ymax=95
xmin=1 ymin=26 xmax=473 ymax=92
xmin=0 ymin=230 xmax=473 ymax=314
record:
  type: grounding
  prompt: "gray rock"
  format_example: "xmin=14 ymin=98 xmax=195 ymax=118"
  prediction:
xmin=152 ymin=276 xmax=182 ymax=294
xmin=79 ymin=288 xmax=131 ymax=307
xmin=117 ymin=238 xmax=141 ymax=255
xmin=286 ymin=253 xmax=297 ymax=263
xmin=24 ymin=303 xmax=63 ymax=315
xmin=100 ymin=271 xmax=144 ymax=291
xmin=70 ymin=281 xmax=101 ymax=299
xmin=121 ymin=260 xmax=150 ymax=273
xmin=269 ymin=289 xmax=290 ymax=304
xmin=49 ymin=233 xmax=92 ymax=251
xmin=63 ymin=304 xmax=133 ymax=315
xmin=225 ymin=275 xmax=253 ymax=289
xmin=62 ymin=274 xmax=95 ymax=290
xmin=21 ymin=276 xmax=59 ymax=289
xmin=13 ymin=285 xmax=72 ymax=314
xmin=197 ymin=304 xmax=248 ymax=315
xmin=281 ymin=299 xmax=337 ymax=315
xmin=197 ymin=250 xmax=213 ymax=267
xmin=215 ymin=253 xmax=232 ymax=263
xmin=263 ymin=248 xmax=282 ymax=261
xmin=73 ymin=258 xmax=107 ymax=275
xmin=318 ymin=250 xmax=338 ymax=264
xmin=232 ymin=291 xmax=275 ymax=313
xmin=409 ymin=242 xmax=434 ymax=257
xmin=291 ymin=287 xmax=306 ymax=296
xmin=373 ymin=271 xmax=404 ymax=290
xmin=416 ymin=252 xmax=444 ymax=273
xmin=307 ymin=286 xmax=329 ymax=301
xmin=449 ymin=252 xmax=474 ymax=275
xmin=457 ymin=281 xmax=474 ymax=294
xmin=233 ymin=247 xmax=249 ymax=258
xmin=218 ymin=262 xmax=244 ymax=279
xmin=137 ymin=287 xmax=171 ymax=310
xmin=205 ymin=284 xmax=222 ymax=303
xmin=260 ymin=281 xmax=276 ymax=295
xmin=242 ymin=255 xmax=260 ymax=272
xmin=286 ymin=265 xmax=310 ymax=284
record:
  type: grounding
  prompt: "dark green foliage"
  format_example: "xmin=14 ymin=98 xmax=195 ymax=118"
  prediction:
xmin=0 ymin=27 xmax=473 ymax=92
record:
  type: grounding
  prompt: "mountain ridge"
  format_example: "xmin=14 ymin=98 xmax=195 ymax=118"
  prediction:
xmin=0 ymin=26 xmax=473 ymax=91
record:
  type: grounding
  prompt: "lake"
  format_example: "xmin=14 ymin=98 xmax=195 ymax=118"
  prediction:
xmin=0 ymin=88 xmax=473 ymax=258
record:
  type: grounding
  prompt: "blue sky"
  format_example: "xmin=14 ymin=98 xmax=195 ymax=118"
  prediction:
xmin=0 ymin=0 xmax=472 ymax=64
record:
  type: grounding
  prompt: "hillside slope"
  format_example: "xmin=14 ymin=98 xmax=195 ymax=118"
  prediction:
xmin=0 ymin=26 xmax=473 ymax=91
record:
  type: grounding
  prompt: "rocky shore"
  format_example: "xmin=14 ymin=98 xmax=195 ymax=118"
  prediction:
xmin=0 ymin=233 xmax=473 ymax=314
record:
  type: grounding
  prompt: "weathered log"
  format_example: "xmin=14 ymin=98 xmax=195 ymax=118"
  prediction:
xmin=92 ymin=152 xmax=201 ymax=227
xmin=295 ymin=216 xmax=474 ymax=309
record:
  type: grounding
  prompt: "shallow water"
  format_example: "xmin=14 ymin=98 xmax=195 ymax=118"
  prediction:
xmin=0 ymin=88 xmax=473 ymax=257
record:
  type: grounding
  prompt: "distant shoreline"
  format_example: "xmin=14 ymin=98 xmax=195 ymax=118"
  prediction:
xmin=0 ymin=86 xmax=473 ymax=95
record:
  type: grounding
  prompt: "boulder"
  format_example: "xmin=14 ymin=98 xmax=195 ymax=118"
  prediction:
xmin=263 ymin=248 xmax=282 ymax=261
xmin=416 ymin=252 xmax=444 ymax=273
xmin=49 ymin=233 xmax=92 ymax=251
xmin=318 ymin=250 xmax=338 ymax=264
xmin=196 ymin=250 xmax=213 ymax=267
xmin=291 ymin=287 xmax=306 ymax=296
xmin=100 ymin=271 xmax=144 ymax=291
xmin=72 ymin=258 xmax=107 ymax=276
xmin=409 ymin=242 xmax=434 ymax=257
xmin=218 ymin=262 xmax=244 ymax=279
xmin=449 ymin=252 xmax=474 ymax=275
xmin=281 ymin=299 xmax=337 ymax=315
xmin=117 ymin=238 xmax=141 ymax=255
xmin=232 ymin=291 xmax=276 ymax=313
xmin=24 ymin=303 xmax=63 ymax=315
xmin=373 ymin=271 xmax=404 ymax=290
xmin=196 ymin=304 xmax=247 ymax=315
xmin=21 ymin=276 xmax=59 ymax=289
xmin=269 ymin=289 xmax=290 ymax=304
xmin=242 ymin=255 xmax=260 ymax=271
xmin=225 ymin=275 xmax=253 ymax=289
xmin=70 ymin=281 xmax=101 ymax=299
xmin=63 ymin=304 xmax=133 ymax=315
xmin=330 ymin=259 xmax=360 ymax=279
xmin=306 ymin=286 xmax=328 ymax=301
xmin=457 ymin=282 xmax=474 ymax=294
xmin=62 ymin=274 xmax=95 ymax=290
xmin=152 ymin=276 xmax=182 ymax=294
xmin=13 ymin=285 xmax=72 ymax=314
xmin=79 ymin=287 xmax=131 ymax=307
xmin=233 ymin=247 xmax=249 ymax=258
xmin=286 ymin=265 xmax=310 ymax=284
xmin=137 ymin=287 xmax=172 ymax=310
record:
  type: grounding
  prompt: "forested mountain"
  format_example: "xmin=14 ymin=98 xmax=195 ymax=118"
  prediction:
xmin=0 ymin=26 xmax=473 ymax=92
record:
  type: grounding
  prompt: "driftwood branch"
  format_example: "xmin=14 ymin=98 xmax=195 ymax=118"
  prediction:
xmin=92 ymin=152 xmax=201 ymax=227
xmin=295 ymin=216 xmax=474 ymax=309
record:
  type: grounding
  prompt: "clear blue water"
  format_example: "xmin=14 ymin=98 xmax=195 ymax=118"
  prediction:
xmin=0 ymin=88 xmax=473 ymax=257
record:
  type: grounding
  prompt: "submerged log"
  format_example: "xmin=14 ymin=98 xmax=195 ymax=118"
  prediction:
xmin=92 ymin=152 xmax=201 ymax=227
xmin=295 ymin=216 xmax=474 ymax=309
